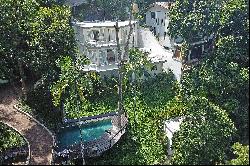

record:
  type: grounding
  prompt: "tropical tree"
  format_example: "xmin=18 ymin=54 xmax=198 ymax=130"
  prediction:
xmin=0 ymin=0 xmax=75 ymax=98
xmin=171 ymin=96 xmax=236 ymax=165
xmin=51 ymin=56 xmax=96 ymax=120
xmin=72 ymin=0 xmax=130 ymax=21
xmin=169 ymin=0 xmax=249 ymax=143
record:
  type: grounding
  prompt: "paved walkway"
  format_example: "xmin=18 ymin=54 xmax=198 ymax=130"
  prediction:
xmin=138 ymin=27 xmax=182 ymax=81
xmin=0 ymin=85 xmax=53 ymax=165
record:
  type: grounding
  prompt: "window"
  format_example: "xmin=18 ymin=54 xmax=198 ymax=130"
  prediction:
xmin=151 ymin=12 xmax=155 ymax=19
xmin=161 ymin=19 xmax=164 ymax=25
xmin=133 ymin=36 xmax=135 ymax=47
xmin=107 ymin=49 xmax=115 ymax=63
xmin=92 ymin=30 xmax=99 ymax=41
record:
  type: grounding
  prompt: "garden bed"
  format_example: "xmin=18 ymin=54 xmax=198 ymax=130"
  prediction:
xmin=0 ymin=122 xmax=29 ymax=165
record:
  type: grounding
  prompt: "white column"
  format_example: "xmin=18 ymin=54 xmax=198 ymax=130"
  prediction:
xmin=114 ymin=49 xmax=118 ymax=62
xmin=104 ymin=49 xmax=108 ymax=65
xmin=104 ymin=28 xmax=108 ymax=42
xmin=96 ymin=50 xmax=100 ymax=66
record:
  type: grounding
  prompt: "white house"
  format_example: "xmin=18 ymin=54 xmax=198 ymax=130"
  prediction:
xmin=73 ymin=20 xmax=138 ymax=76
xmin=164 ymin=117 xmax=184 ymax=156
xmin=145 ymin=2 xmax=174 ymax=49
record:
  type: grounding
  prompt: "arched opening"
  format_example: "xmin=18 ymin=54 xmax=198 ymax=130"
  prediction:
xmin=107 ymin=49 xmax=115 ymax=64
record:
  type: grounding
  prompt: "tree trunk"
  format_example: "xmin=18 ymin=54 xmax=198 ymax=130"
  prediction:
xmin=115 ymin=20 xmax=123 ymax=129
xmin=115 ymin=0 xmax=134 ymax=129
xmin=18 ymin=59 xmax=27 ymax=100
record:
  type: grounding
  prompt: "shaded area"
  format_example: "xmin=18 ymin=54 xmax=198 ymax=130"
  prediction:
xmin=0 ymin=122 xmax=28 ymax=165
xmin=0 ymin=84 xmax=53 ymax=165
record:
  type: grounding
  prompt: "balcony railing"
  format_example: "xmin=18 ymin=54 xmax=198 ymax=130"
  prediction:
xmin=84 ymin=40 xmax=124 ymax=48
xmin=80 ymin=63 xmax=119 ymax=72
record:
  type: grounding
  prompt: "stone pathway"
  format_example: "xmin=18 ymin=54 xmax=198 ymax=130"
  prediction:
xmin=0 ymin=85 xmax=53 ymax=165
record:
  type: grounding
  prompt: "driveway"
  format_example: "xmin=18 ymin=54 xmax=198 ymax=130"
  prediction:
xmin=138 ymin=27 xmax=181 ymax=81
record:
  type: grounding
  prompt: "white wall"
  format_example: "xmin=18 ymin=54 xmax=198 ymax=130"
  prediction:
xmin=147 ymin=62 xmax=163 ymax=76
xmin=74 ymin=22 xmax=138 ymax=69
xmin=146 ymin=5 xmax=169 ymax=38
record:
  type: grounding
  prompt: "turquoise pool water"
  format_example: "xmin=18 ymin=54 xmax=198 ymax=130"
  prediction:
xmin=57 ymin=119 xmax=112 ymax=150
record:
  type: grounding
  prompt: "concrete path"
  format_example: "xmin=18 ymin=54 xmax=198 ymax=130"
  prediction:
xmin=138 ymin=27 xmax=182 ymax=81
xmin=0 ymin=85 xmax=53 ymax=165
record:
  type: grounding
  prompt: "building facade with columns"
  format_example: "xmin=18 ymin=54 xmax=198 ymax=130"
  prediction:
xmin=73 ymin=20 xmax=138 ymax=75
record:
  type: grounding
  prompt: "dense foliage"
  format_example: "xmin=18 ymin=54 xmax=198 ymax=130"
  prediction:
xmin=171 ymin=97 xmax=236 ymax=165
xmin=0 ymin=123 xmax=27 ymax=153
xmin=72 ymin=0 xmax=131 ymax=21
xmin=0 ymin=0 xmax=77 ymax=130
xmin=168 ymin=0 xmax=249 ymax=164
xmin=85 ymin=72 xmax=178 ymax=165
xmin=0 ymin=0 xmax=75 ymax=93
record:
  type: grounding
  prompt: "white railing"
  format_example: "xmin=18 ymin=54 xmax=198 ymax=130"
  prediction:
xmin=80 ymin=63 xmax=119 ymax=72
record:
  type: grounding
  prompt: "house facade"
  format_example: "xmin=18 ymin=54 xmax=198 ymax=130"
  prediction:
xmin=73 ymin=20 xmax=138 ymax=75
xmin=172 ymin=34 xmax=214 ymax=63
xmin=145 ymin=2 xmax=173 ymax=49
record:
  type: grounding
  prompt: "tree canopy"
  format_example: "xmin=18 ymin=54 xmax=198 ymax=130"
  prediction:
xmin=168 ymin=0 xmax=249 ymax=164
xmin=0 ymin=0 xmax=76 ymax=81
xmin=171 ymin=96 xmax=236 ymax=165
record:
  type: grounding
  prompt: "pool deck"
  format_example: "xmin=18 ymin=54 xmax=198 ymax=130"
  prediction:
xmin=54 ymin=113 xmax=128 ymax=158
xmin=62 ymin=112 xmax=118 ymax=128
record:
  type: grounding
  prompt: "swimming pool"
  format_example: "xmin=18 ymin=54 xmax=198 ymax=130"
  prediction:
xmin=57 ymin=119 xmax=112 ymax=151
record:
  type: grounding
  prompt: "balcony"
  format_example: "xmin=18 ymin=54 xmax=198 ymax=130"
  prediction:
xmin=80 ymin=63 xmax=119 ymax=72
xmin=83 ymin=40 xmax=123 ymax=48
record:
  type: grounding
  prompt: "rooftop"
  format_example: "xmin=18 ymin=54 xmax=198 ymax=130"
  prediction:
xmin=73 ymin=20 xmax=137 ymax=28
xmin=148 ymin=1 xmax=175 ymax=10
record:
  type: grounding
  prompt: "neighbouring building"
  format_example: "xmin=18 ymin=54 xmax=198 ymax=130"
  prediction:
xmin=145 ymin=2 xmax=174 ymax=49
xmin=172 ymin=34 xmax=215 ymax=63
xmin=145 ymin=1 xmax=214 ymax=65
xmin=73 ymin=20 xmax=138 ymax=76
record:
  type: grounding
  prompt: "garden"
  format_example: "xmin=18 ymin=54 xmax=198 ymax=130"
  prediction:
xmin=0 ymin=123 xmax=29 ymax=165
xmin=64 ymin=71 xmax=179 ymax=165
